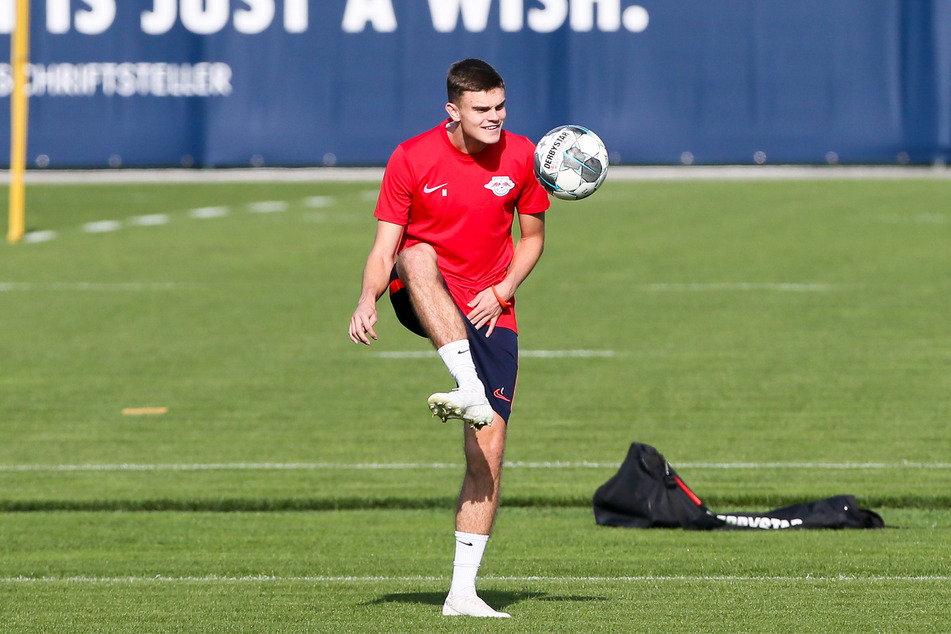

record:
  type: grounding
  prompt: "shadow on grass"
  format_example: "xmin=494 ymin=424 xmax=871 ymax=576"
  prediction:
xmin=367 ymin=590 xmax=607 ymax=610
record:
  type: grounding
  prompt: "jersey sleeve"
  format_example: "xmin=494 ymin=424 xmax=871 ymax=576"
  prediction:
xmin=516 ymin=140 xmax=550 ymax=215
xmin=374 ymin=145 xmax=414 ymax=225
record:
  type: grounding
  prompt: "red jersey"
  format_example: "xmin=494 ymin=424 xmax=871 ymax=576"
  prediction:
xmin=375 ymin=120 xmax=550 ymax=333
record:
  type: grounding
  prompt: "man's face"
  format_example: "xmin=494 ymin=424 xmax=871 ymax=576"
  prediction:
xmin=447 ymin=87 xmax=507 ymax=149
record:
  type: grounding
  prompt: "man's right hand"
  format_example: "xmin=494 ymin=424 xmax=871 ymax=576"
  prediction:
xmin=349 ymin=302 xmax=379 ymax=345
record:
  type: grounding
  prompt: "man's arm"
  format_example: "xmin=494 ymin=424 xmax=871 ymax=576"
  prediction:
xmin=349 ymin=220 xmax=405 ymax=345
xmin=466 ymin=211 xmax=546 ymax=336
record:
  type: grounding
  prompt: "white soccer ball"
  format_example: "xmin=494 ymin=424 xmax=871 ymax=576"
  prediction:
xmin=533 ymin=125 xmax=609 ymax=201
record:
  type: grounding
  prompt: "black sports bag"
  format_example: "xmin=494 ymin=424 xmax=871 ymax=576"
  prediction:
xmin=593 ymin=442 xmax=884 ymax=530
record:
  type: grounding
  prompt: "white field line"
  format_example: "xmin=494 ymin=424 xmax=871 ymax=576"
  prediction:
xmin=247 ymin=200 xmax=288 ymax=213
xmin=188 ymin=206 xmax=229 ymax=219
xmin=523 ymin=349 xmax=616 ymax=358
xmin=637 ymin=283 xmax=836 ymax=292
xmin=81 ymin=220 xmax=122 ymax=233
xmin=879 ymin=213 xmax=948 ymax=224
xmin=129 ymin=213 xmax=170 ymax=226
xmin=10 ymin=165 xmax=951 ymax=185
xmin=22 ymin=230 xmax=57 ymax=242
xmin=14 ymin=195 xmax=343 ymax=245
xmin=0 ymin=282 xmax=840 ymax=297
xmin=303 ymin=196 xmax=333 ymax=207
xmin=1 ymin=574 xmax=948 ymax=584
xmin=1 ymin=461 xmax=949 ymax=473
xmin=0 ymin=282 xmax=194 ymax=292
xmin=376 ymin=350 xmax=616 ymax=359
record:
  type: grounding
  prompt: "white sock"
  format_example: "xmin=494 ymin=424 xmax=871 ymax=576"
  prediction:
xmin=437 ymin=340 xmax=483 ymax=391
xmin=449 ymin=531 xmax=489 ymax=597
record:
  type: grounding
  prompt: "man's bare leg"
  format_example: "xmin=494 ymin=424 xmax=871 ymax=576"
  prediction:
xmin=396 ymin=244 xmax=508 ymax=615
xmin=396 ymin=244 xmax=493 ymax=428
xmin=395 ymin=243 xmax=467 ymax=347
xmin=456 ymin=417 xmax=506 ymax=534
xmin=442 ymin=414 xmax=510 ymax=617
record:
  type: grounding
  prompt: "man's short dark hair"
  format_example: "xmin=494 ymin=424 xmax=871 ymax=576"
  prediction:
xmin=447 ymin=58 xmax=505 ymax=105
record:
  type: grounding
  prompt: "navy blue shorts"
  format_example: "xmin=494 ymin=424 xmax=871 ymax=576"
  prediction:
xmin=389 ymin=269 xmax=519 ymax=423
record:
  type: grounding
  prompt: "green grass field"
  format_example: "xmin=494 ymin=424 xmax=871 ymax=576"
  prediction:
xmin=2 ymin=174 xmax=949 ymax=632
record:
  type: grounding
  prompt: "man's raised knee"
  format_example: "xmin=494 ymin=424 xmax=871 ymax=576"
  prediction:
xmin=396 ymin=243 xmax=440 ymax=280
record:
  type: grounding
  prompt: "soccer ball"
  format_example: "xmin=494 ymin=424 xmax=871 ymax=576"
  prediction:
xmin=533 ymin=125 xmax=609 ymax=201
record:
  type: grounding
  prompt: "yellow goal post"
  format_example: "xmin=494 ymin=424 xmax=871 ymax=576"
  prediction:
xmin=7 ymin=0 xmax=30 ymax=244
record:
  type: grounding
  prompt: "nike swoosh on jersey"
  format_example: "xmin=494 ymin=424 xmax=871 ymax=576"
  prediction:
xmin=423 ymin=183 xmax=448 ymax=193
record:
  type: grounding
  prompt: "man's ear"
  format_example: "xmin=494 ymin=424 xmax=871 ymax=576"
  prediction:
xmin=445 ymin=101 xmax=461 ymax=122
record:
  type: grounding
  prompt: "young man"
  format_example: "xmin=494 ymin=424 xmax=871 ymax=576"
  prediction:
xmin=348 ymin=58 xmax=549 ymax=618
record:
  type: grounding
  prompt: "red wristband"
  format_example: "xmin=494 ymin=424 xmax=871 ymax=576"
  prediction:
xmin=491 ymin=286 xmax=510 ymax=309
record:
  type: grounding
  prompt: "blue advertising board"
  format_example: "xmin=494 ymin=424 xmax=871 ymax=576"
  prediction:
xmin=1 ymin=1 xmax=949 ymax=168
